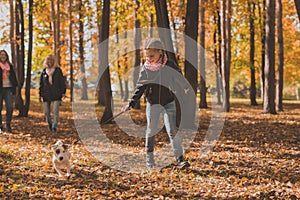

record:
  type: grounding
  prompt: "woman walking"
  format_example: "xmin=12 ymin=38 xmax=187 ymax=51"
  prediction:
xmin=0 ymin=50 xmax=18 ymax=133
xmin=39 ymin=54 xmax=66 ymax=132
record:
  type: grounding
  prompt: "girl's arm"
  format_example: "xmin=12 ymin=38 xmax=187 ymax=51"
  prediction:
xmin=128 ymin=68 xmax=148 ymax=108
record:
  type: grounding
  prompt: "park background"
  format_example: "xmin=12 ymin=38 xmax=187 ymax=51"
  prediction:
xmin=0 ymin=0 xmax=299 ymax=199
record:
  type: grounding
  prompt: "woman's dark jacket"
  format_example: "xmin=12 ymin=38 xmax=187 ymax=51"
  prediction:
xmin=0 ymin=64 xmax=18 ymax=95
xmin=129 ymin=60 xmax=189 ymax=108
xmin=39 ymin=68 xmax=66 ymax=102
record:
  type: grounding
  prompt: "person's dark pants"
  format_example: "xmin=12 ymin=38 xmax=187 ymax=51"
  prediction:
xmin=0 ymin=88 xmax=14 ymax=128
xmin=43 ymin=100 xmax=61 ymax=130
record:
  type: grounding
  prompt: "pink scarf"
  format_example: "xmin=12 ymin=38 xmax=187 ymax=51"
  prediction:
xmin=46 ymin=67 xmax=55 ymax=85
xmin=144 ymin=53 xmax=168 ymax=71
xmin=0 ymin=62 xmax=10 ymax=80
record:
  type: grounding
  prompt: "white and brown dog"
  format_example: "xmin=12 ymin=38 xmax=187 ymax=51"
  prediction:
xmin=52 ymin=140 xmax=71 ymax=177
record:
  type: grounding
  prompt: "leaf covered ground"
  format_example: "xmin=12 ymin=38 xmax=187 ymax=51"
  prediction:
xmin=0 ymin=99 xmax=299 ymax=199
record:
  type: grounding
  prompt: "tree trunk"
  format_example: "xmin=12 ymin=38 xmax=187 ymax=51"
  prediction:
xmin=133 ymin=0 xmax=141 ymax=109
xmin=213 ymin=8 xmax=222 ymax=105
xmin=220 ymin=0 xmax=231 ymax=112
xmin=9 ymin=0 xmax=16 ymax=68
xmin=153 ymin=0 xmax=177 ymax=63
xmin=79 ymin=0 xmax=88 ymax=100
xmin=96 ymin=1 xmax=105 ymax=105
xmin=14 ymin=0 xmax=21 ymax=98
xmin=69 ymin=0 xmax=74 ymax=102
xmin=123 ymin=80 xmax=129 ymax=102
xmin=24 ymin=0 xmax=33 ymax=116
xmin=181 ymin=0 xmax=199 ymax=129
xmin=276 ymin=0 xmax=284 ymax=111
xmin=149 ymin=13 xmax=154 ymax=38
xmin=249 ymin=1 xmax=258 ymax=106
xmin=56 ymin=0 xmax=61 ymax=65
xmin=98 ymin=0 xmax=113 ymax=124
xmin=169 ymin=2 xmax=180 ymax=54
xmin=225 ymin=0 xmax=232 ymax=112
xmin=115 ymin=27 xmax=124 ymax=100
xmin=199 ymin=0 xmax=207 ymax=109
xmin=118 ymin=74 xmax=124 ymax=100
xmin=15 ymin=0 xmax=26 ymax=116
xmin=258 ymin=0 xmax=266 ymax=101
xmin=50 ymin=0 xmax=56 ymax=55
xmin=295 ymin=88 xmax=299 ymax=100
xmin=263 ymin=0 xmax=276 ymax=114
xmin=217 ymin=4 xmax=223 ymax=105
xmin=294 ymin=0 xmax=300 ymax=21
xmin=51 ymin=0 xmax=60 ymax=64
xmin=122 ymin=32 xmax=129 ymax=102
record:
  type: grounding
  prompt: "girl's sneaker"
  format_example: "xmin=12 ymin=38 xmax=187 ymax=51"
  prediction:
xmin=6 ymin=124 xmax=12 ymax=133
xmin=146 ymin=152 xmax=155 ymax=168
xmin=177 ymin=156 xmax=190 ymax=169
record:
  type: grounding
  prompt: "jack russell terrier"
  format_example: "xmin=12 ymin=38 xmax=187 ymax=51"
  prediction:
xmin=52 ymin=140 xmax=71 ymax=178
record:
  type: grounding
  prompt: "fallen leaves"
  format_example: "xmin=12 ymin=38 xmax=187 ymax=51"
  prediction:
xmin=0 ymin=100 xmax=299 ymax=199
